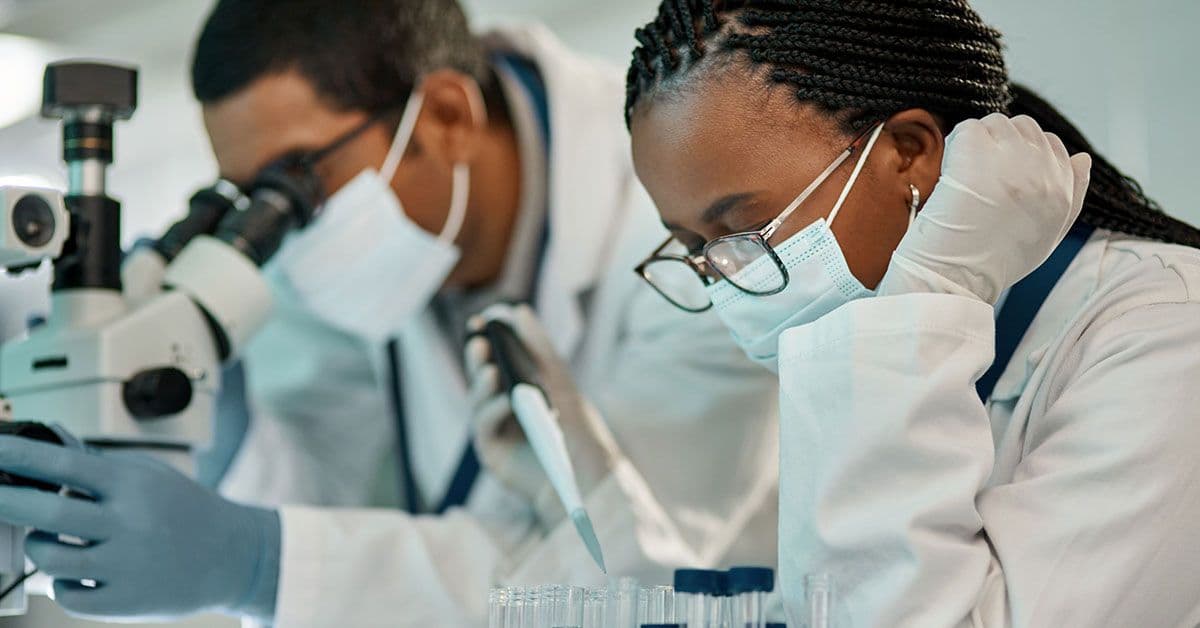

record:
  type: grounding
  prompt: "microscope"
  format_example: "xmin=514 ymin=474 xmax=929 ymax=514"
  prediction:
xmin=0 ymin=60 xmax=319 ymax=615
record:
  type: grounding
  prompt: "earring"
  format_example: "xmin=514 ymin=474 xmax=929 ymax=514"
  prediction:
xmin=908 ymin=184 xmax=921 ymax=226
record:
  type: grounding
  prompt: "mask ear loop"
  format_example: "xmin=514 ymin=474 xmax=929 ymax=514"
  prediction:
xmin=380 ymin=89 xmax=426 ymax=182
xmin=378 ymin=80 xmax=488 ymax=246
xmin=437 ymin=80 xmax=487 ymax=245
xmin=440 ymin=164 xmax=470 ymax=244
xmin=827 ymin=123 xmax=886 ymax=229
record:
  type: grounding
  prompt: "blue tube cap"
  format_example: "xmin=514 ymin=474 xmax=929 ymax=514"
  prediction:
xmin=728 ymin=566 xmax=775 ymax=594
xmin=715 ymin=570 xmax=732 ymax=596
xmin=673 ymin=568 xmax=723 ymax=594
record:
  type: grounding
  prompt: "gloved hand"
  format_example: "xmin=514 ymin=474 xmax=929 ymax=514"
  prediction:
xmin=465 ymin=303 xmax=621 ymax=527
xmin=879 ymin=113 xmax=1093 ymax=304
xmin=0 ymin=435 xmax=280 ymax=621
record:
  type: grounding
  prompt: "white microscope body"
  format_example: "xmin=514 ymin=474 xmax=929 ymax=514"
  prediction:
xmin=1 ymin=234 xmax=272 ymax=459
xmin=0 ymin=61 xmax=318 ymax=616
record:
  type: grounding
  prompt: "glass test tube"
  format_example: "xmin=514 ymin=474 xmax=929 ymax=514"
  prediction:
xmin=731 ymin=591 xmax=765 ymax=628
xmin=805 ymin=574 xmax=833 ymax=628
xmin=583 ymin=587 xmax=608 ymax=628
xmin=710 ymin=570 xmax=732 ymax=628
xmin=673 ymin=569 xmax=722 ymax=628
xmin=502 ymin=586 xmax=525 ymax=628
xmin=546 ymin=585 xmax=586 ymax=628
xmin=638 ymin=585 xmax=676 ymax=625
xmin=531 ymin=584 xmax=553 ymax=628
xmin=688 ymin=591 xmax=713 ymax=626
xmin=489 ymin=587 xmax=508 ymax=628
xmin=606 ymin=577 xmax=640 ymax=628
xmin=706 ymin=593 xmax=727 ymax=628
xmin=728 ymin=566 xmax=775 ymax=628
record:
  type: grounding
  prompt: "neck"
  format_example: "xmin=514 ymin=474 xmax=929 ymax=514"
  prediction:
xmin=444 ymin=120 xmax=522 ymax=290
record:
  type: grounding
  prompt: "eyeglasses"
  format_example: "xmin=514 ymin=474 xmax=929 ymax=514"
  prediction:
xmin=250 ymin=111 xmax=392 ymax=201
xmin=634 ymin=123 xmax=885 ymax=313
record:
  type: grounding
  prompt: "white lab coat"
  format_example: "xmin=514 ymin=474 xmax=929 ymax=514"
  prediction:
xmin=221 ymin=24 xmax=780 ymax=627
xmin=777 ymin=228 xmax=1200 ymax=627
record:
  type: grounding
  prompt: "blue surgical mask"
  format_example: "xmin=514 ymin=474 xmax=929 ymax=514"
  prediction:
xmin=708 ymin=218 xmax=873 ymax=371
xmin=707 ymin=124 xmax=904 ymax=372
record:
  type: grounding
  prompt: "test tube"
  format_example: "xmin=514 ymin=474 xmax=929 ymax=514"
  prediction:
xmin=489 ymin=587 xmax=508 ymax=628
xmin=805 ymin=574 xmax=834 ymax=628
xmin=604 ymin=577 xmax=640 ymax=628
xmin=502 ymin=586 xmax=526 ymax=628
xmin=550 ymin=586 xmax=586 ymax=628
xmin=583 ymin=587 xmax=608 ymax=628
xmin=673 ymin=569 xmax=721 ymax=627
xmin=531 ymin=585 xmax=556 ymax=628
xmin=728 ymin=567 xmax=775 ymax=628
xmin=638 ymin=585 xmax=676 ymax=625
xmin=710 ymin=571 xmax=731 ymax=628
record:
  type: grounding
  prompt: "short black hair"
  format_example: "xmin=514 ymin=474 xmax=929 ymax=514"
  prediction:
xmin=191 ymin=0 xmax=494 ymax=116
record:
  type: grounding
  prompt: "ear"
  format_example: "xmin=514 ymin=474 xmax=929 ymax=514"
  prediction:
xmin=883 ymin=109 xmax=945 ymax=211
xmin=409 ymin=69 xmax=489 ymax=167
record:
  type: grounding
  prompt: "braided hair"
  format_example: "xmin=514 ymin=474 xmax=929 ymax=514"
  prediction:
xmin=626 ymin=0 xmax=1200 ymax=247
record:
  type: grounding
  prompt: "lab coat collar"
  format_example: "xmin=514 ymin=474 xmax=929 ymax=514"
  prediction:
xmin=482 ymin=24 xmax=636 ymax=358
xmin=988 ymin=229 xmax=1108 ymax=401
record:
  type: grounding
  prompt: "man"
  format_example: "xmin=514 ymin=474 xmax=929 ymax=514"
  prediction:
xmin=0 ymin=1 xmax=779 ymax=625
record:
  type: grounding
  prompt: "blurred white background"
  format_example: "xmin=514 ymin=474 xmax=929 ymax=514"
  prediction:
xmin=0 ymin=0 xmax=1196 ymax=626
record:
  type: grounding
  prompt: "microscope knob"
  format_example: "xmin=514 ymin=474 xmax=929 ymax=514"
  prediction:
xmin=122 ymin=368 xmax=194 ymax=420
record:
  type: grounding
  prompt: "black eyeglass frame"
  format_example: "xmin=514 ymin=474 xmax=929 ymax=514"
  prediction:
xmin=248 ymin=110 xmax=395 ymax=202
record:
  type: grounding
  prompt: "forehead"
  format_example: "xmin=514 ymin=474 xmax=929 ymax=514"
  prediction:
xmin=629 ymin=70 xmax=846 ymax=221
xmin=201 ymin=70 xmax=367 ymax=185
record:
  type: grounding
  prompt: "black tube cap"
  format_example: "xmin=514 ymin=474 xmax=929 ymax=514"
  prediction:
xmin=728 ymin=566 xmax=775 ymax=594
xmin=674 ymin=569 xmax=723 ymax=595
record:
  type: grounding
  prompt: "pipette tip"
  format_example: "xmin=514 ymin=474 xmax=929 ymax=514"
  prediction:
xmin=571 ymin=509 xmax=607 ymax=574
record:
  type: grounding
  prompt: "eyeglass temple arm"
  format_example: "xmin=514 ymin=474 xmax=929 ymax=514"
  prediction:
xmin=762 ymin=148 xmax=855 ymax=240
xmin=762 ymin=122 xmax=886 ymax=240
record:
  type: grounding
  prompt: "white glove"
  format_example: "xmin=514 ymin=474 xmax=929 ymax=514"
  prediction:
xmin=879 ymin=114 xmax=1093 ymax=304
xmin=465 ymin=303 xmax=620 ymax=527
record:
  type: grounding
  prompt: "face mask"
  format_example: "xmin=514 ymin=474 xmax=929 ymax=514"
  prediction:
xmin=707 ymin=124 xmax=901 ymax=371
xmin=273 ymin=89 xmax=475 ymax=343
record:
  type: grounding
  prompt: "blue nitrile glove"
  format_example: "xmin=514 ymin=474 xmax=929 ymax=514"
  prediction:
xmin=0 ymin=435 xmax=280 ymax=622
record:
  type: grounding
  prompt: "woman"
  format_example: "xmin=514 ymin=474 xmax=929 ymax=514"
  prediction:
xmin=624 ymin=1 xmax=1200 ymax=626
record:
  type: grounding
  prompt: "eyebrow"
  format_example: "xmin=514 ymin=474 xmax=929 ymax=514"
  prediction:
xmin=700 ymin=192 xmax=757 ymax=224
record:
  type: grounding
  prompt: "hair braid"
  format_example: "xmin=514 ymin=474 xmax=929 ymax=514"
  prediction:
xmin=626 ymin=0 xmax=1200 ymax=248
xmin=1007 ymin=84 xmax=1200 ymax=247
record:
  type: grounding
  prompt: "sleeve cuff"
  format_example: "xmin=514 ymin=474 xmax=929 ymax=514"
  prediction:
xmin=779 ymin=292 xmax=995 ymax=369
xmin=230 ymin=506 xmax=281 ymax=621
xmin=877 ymin=253 xmax=983 ymax=301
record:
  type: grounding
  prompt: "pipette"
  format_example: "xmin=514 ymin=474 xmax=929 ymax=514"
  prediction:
xmin=483 ymin=320 xmax=608 ymax=573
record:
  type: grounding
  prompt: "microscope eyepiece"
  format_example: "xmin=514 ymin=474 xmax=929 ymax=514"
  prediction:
xmin=152 ymin=180 xmax=243 ymax=263
xmin=212 ymin=167 xmax=320 ymax=267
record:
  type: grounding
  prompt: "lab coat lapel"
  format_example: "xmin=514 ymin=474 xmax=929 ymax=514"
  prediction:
xmin=483 ymin=24 xmax=636 ymax=360
xmin=392 ymin=311 xmax=471 ymax=507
